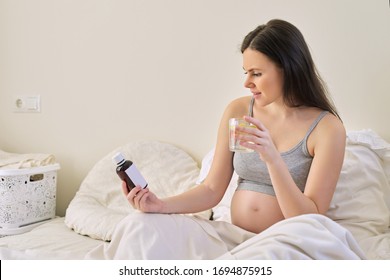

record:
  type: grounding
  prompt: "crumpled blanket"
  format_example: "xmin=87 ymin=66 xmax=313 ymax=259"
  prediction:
xmin=84 ymin=213 xmax=365 ymax=260
xmin=0 ymin=150 xmax=56 ymax=169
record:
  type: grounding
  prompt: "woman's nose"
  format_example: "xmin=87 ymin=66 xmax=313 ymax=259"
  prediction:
xmin=244 ymin=76 xmax=253 ymax=88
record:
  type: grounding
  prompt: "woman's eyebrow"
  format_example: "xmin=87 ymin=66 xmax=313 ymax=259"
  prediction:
xmin=243 ymin=67 xmax=263 ymax=72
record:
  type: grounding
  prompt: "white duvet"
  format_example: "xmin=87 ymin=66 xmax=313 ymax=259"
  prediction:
xmin=83 ymin=213 xmax=364 ymax=260
xmin=0 ymin=213 xmax=365 ymax=260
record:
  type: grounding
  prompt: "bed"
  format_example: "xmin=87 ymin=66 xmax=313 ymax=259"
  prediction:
xmin=0 ymin=129 xmax=389 ymax=260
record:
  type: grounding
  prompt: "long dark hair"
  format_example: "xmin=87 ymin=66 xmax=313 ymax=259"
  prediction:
xmin=241 ymin=19 xmax=340 ymax=119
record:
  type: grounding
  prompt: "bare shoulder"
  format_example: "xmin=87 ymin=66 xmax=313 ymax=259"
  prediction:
xmin=224 ymin=95 xmax=252 ymax=118
xmin=318 ymin=113 xmax=346 ymax=138
xmin=313 ymin=112 xmax=346 ymax=151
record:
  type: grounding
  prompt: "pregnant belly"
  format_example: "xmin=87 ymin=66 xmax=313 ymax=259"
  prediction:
xmin=230 ymin=189 xmax=284 ymax=233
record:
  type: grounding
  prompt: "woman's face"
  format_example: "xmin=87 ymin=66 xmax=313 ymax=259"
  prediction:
xmin=242 ymin=48 xmax=284 ymax=106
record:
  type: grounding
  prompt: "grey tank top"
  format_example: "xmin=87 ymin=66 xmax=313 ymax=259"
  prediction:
xmin=233 ymin=98 xmax=328 ymax=196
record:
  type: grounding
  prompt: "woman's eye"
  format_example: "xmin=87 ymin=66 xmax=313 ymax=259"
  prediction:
xmin=243 ymin=71 xmax=262 ymax=77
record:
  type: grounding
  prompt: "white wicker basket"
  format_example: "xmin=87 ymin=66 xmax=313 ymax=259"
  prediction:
xmin=0 ymin=163 xmax=60 ymax=235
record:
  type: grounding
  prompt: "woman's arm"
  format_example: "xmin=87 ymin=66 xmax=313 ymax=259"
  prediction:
xmin=126 ymin=99 xmax=246 ymax=214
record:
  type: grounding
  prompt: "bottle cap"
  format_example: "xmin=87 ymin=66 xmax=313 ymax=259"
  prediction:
xmin=112 ymin=152 xmax=125 ymax=165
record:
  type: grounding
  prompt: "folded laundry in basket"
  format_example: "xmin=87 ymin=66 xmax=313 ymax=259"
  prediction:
xmin=0 ymin=150 xmax=56 ymax=169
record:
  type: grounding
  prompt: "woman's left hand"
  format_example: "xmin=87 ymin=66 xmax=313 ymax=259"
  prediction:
xmin=236 ymin=115 xmax=279 ymax=164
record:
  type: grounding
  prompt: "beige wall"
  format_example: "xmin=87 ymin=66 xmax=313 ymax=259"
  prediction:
xmin=1 ymin=0 xmax=389 ymax=216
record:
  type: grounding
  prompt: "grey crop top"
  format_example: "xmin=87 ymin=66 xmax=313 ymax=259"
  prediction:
xmin=233 ymin=98 xmax=328 ymax=196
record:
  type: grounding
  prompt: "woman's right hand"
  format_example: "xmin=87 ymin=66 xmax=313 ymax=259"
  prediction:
xmin=121 ymin=181 xmax=165 ymax=213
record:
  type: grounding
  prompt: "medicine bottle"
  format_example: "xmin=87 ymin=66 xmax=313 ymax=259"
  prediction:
xmin=112 ymin=152 xmax=148 ymax=191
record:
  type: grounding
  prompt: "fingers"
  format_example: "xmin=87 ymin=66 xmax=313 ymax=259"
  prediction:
xmin=235 ymin=116 xmax=269 ymax=149
xmin=127 ymin=185 xmax=148 ymax=209
xmin=235 ymin=118 xmax=265 ymax=139
xmin=134 ymin=189 xmax=150 ymax=210
xmin=243 ymin=115 xmax=266 ymax=131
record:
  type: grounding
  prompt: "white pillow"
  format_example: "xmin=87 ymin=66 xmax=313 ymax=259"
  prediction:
xmin=326 ymin=143 xmax=390 ymax=240
xmin=346 ymin=129 xmax=390 ymax=212
xmin=65 ymin=140 xmax=210 ymax=241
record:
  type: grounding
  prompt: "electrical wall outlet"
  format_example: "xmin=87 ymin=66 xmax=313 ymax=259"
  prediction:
xmin=14 ymin=95 xmax=41 ymax=113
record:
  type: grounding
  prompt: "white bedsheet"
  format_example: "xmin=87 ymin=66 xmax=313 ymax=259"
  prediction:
xmin=0 ymin=218 xmax=102 ymax=260
xmin=84 ymin=213 xmax=365 ymax=260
